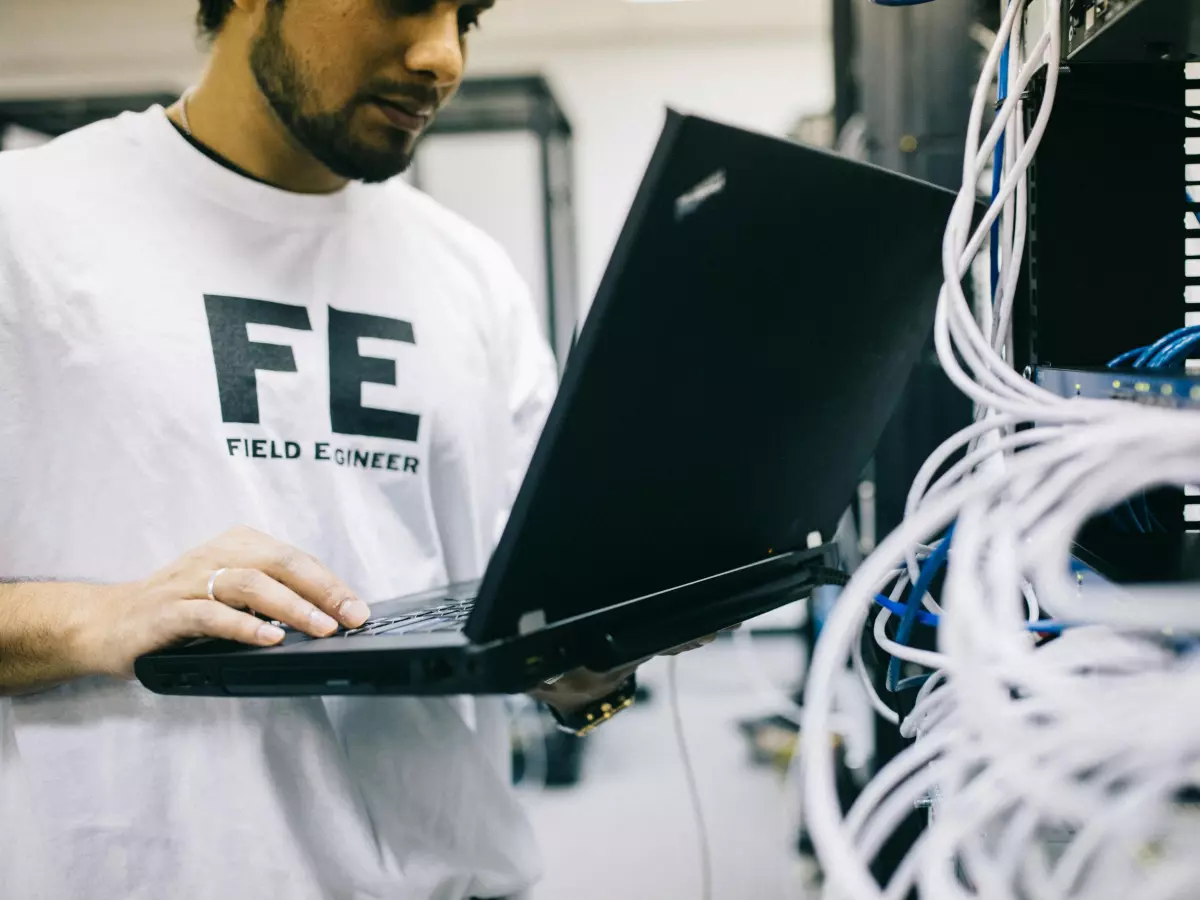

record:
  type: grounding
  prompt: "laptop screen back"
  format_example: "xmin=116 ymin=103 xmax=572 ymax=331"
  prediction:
xmin=468 ymin=111 xmax=957 ymax=642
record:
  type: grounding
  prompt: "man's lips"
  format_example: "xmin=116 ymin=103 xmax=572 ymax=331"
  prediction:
xmin=371 ymin=97 xmax=433 ymax=132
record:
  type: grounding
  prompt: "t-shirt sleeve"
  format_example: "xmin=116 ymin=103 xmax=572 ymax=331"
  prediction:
xmin=489 ymin=255 xmax=559 ymax=546
xmin=0 ymin=182 xmax=30 ymax=467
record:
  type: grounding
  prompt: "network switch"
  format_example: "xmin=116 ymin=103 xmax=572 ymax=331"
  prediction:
xmin=1036 ymin=366 xmax=1200 ymax=409
xmin=1063 ymin=0 xmax=1198 ymax=61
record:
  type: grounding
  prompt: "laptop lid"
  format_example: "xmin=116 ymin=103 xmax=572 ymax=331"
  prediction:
xmin=467 ymin=110 xmax=958 ymax=643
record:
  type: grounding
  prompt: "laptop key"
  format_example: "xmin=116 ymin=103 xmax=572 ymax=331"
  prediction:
xmin=339 ymin=597 xmax=475 ymax=638
xmin=372 ymin=616 xmax=466 ymax=636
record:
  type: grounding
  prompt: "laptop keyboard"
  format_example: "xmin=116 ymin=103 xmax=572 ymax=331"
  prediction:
xmin=340 ymin=596 xmax=476 ymax=638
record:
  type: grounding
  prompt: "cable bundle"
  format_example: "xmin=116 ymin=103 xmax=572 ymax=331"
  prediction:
xmin=799 ymin=1 xmax=1200 ymax=897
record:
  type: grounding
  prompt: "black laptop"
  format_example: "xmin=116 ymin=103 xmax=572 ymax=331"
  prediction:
xmin=136 ymin=110 xmax=957 ymax=698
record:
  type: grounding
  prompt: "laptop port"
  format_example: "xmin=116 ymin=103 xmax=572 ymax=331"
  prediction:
xmin=422 ymin=657 xmax=454 ymax=682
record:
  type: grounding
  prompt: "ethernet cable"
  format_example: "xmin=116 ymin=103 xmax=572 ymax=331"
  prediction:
xmin=798 ymin=4 xmax=1200 ymax=898
xmin=1108 ymin=325 xmax=1200 ymax=368
xmin=886 ymin=528 xmax=952 ymax=691
xmin=816 ymin=429 xmax=1200 ymax=900
xmin=871 ymin=593 xmax=1068 ymax=633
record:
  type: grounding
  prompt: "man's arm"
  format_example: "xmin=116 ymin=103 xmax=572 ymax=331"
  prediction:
xmin=0 ymin=526 xmax=372 ymax=697
xmin=0 ymin=581 xmax=105 ymax=696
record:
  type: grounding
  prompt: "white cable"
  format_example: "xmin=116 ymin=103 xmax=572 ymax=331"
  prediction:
xmin=667 ymin=657 xmax=713 ymax=900
xmin=796 ymin=3 xmax=1200 ymax=898
xmin=852 ymin=607 xmax=899 ymax=726
xmin=800 ymin=4 xmax=1200 ymax=900
xmin=873 ymin=607 xmax=949 ymax=672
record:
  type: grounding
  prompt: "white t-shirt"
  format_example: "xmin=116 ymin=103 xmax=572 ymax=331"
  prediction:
xmin=0 ymin=107 xmax=558 ymax=900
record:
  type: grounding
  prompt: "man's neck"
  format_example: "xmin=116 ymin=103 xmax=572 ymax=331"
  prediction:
xmin=167 ymin=46 xmax=348 ymax=195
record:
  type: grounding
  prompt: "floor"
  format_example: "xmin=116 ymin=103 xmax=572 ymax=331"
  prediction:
xmin=518 ymin=636 xmax=810 ymax=900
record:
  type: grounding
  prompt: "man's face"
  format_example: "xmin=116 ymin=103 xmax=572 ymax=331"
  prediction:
xmin=248 ymin=0 xmax=491 ymax=183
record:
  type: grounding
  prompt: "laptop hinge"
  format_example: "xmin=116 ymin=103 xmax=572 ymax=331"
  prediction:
xmin=517 ymin=609 xmax=548 ymax=636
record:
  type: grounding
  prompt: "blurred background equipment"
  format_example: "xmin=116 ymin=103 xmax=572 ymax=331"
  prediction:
xmin=408 ymin=75 xmax=579 ymax=370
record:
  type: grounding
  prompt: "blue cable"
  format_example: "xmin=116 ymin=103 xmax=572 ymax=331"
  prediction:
xmin=1147 ymin=332 xmax=1200 ymax=368
xmin=875 ymin=594 xmax=939 ymax=627
xmin=887 ymin=525 xmax=954 ymax=692
xmin=872 ymin=593 xmax=1067 ymax=634
xmin=896 ymin=674 xmax=932 ymax=692
xmin=990 ymin=144 xmax=1004 ymax=300
xmin=989 ymin=35 xmax=1011 ymax=303
xmin=1133 ymin=326 xmax=1200 ymax=367
xmin=1105 ymin=329 xmax=1200 ymax=533
xmin=1026 ymin=621 xmax=1071 ymax=635
xmin=1107 ymin=346 xmax=1147 ymax=367
xmin=1123 ymin=500 xmax=1148 ymax=534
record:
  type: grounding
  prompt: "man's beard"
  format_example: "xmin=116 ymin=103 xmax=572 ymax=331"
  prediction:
xmin=249 ymin=5 xmax=415 ymax=184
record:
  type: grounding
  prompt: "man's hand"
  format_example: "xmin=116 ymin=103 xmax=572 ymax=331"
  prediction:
xmin=530 ymin=634 xmax=719 ymax=715
xmin=75 ymin=525 xmax=371 ymax=679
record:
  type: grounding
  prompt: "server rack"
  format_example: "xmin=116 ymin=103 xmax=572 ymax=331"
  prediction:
xmin=816 ymin=0 xmax=1199 ymax=886
xmin=1012 ymin=2 xmax=1197 ymax=582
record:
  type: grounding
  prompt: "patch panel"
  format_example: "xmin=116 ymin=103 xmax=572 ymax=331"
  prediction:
xmin=1036 ymin=366 xmax=1200 ymax=409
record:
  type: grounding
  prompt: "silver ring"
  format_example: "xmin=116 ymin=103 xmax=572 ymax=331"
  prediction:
xmin=207 ymin=568 xmax=228 ymax=603
xmin=542 ymin=673 xmax=564 ymax=686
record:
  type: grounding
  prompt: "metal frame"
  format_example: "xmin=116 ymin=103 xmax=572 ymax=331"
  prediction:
xmin=417 ymin=76 xmax=579 ymax=368
xmin=1013 ymin=62 xmax=1189 ymax=372
xmin=0 ymin=93 xmax=178 ymax=137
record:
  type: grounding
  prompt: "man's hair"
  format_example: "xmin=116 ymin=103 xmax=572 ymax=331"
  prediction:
xmin=197 ymin=0 xmax=236 ymax=37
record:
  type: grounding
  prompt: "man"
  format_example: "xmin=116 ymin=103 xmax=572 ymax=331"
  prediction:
xmin=0 ymin=2 xmax=704 ymax=898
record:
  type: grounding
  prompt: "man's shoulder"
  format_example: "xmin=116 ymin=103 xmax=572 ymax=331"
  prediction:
xmin=0 ymin=110 xmax=148 ymax=205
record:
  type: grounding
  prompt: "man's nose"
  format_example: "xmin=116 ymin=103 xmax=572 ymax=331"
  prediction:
xmin=403 ymin=3 xmax=465 ymax=87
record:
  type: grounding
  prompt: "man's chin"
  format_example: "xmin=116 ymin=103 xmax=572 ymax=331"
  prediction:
xmin=316 ymin=145 xmax=414 ymax=184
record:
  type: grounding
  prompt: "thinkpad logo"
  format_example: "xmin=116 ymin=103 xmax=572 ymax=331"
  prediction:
xmin=675 ymin=169 xmax=727 ymax=221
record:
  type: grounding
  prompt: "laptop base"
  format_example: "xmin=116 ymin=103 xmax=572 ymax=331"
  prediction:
xmin=136 ymin=545 xmax=844 ymax=698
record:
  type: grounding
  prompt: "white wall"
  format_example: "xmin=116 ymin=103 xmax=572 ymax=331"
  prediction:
xmin=416 ymin=130 xmax=551 ymax=338
xmin=0 ymin=1 xmax=832 ymax=314
xmin=0 ymin=0 xmax=201 ymax=97
xmin=471 ymin=38 xmax=833 ymax=309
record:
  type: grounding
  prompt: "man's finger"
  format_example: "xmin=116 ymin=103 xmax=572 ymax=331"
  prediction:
xmin=173 ymin=599 xmax=287 ymax=648
xmin=660 ymin=634 xmax=719 ymax=656
xmin=210 ymin=567 xmax=339 ymax=637
xmin=254 ymin=541 xmax=370 ymax=628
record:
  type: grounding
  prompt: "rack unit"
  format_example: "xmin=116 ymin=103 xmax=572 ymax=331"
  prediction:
xmin=1062 ymin=0 xmax=1200 ymax=62
xmin=1009 ymin=2 xmax=1197 ymax=578
xmin=1012 ymin=62 xmax=1189 ymax=371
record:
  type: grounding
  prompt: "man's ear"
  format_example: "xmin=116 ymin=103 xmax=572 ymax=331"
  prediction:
xmin=229 ymin=0 xmax=275 ymax=25
xmin=221 ymin=0 xmax=279 ymax=36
